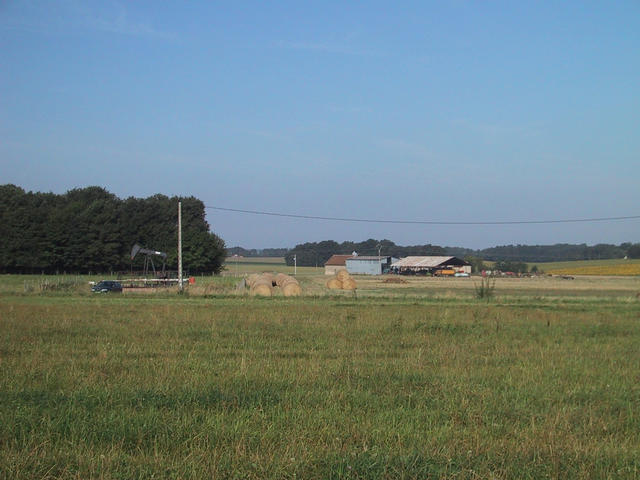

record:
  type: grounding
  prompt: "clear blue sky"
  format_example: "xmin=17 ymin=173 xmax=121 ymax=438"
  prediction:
xmin=1 ymin=1 xmax=639 ymax=249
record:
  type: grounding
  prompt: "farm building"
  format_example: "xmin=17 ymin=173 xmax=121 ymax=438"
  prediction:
xmin=324 ymin=254 xmax=354 ymax=275
xmin=346 ymin=256 xmax=398 ymax=275
xmin=391 ymin=256 xmax=471 ymax=276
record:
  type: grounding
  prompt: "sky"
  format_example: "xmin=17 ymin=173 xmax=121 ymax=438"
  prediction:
xmin=1 ymin=1 xmax=639 ymax=249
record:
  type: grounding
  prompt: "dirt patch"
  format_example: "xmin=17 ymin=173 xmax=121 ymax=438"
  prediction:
xmin=382 ymin=277 xmax=408 ymax=284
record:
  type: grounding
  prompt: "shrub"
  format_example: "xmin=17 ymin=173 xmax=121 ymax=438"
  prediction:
xmin=474 ymin=275 xmax=496 ymax=299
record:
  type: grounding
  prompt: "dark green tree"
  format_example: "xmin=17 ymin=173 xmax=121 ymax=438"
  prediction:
xmin=463 ymin=255 xmax=485 ymax=273
xmin=627 ymin=244 xmax=640 ymax=259
xmin=0 ymin=185 xmax=226 ymax=274
xmin=494 ymin=260 xmax=528 ymax=274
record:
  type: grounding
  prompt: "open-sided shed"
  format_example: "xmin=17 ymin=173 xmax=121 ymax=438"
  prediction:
xmin=391 ymin=256 xmax=471 ymax=275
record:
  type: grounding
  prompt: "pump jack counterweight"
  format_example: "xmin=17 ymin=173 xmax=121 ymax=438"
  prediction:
xmin=130 ymin=244 xmax=167 ymax=278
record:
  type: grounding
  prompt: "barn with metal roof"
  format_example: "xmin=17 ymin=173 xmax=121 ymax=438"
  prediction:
xmin=390 ymin=256 xmax=471 ymax=275
xmin=346 ymin=256 xmax=398 ymax=275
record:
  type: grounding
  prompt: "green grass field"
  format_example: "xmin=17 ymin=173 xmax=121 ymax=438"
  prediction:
xmin=1 ymin=274 xmax=640 ymax=478
xmin=223 ymin=257 xmax=320 ymax=276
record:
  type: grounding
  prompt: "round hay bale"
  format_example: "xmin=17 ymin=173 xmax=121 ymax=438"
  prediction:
xmin=275 ymin=273 xmax=290 ymax=287
xmin=252 ymin=277 xmax=272 ymax=288
xmin=341 ymin=278 xmax=357 ymax=290
xmin=251 ymin=276 xmax=273 ymax=291
xmin=326 ymin=277 xmax=342 ymax=290
xmin=336 ymin=269 xmax=350 ymax=282
xmin=260 ymin=272 xmax=276 ymax=286
xmin=282 ymin=282 xmax=302 ymax=296
xmin=250 ymin=283 xmax=272 ymax=296
xmin=281 ymin=277 xmax=299 ymax=287
xmin=246 ymin=274 xmax=260 ymax=288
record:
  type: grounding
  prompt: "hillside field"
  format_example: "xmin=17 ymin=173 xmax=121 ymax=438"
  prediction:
xmin=1 ymin=274 xmax=639 ymax=479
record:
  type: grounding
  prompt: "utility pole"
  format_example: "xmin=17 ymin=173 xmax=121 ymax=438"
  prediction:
xmin=178 ymin=201 xmax=183 ymax=291
xmin=294 ymin=254 xmax=297 ymax=276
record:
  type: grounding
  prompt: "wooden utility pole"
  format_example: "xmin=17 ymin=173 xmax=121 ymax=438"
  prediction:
xmin=178 ymin=201 xmax=183 ymax=291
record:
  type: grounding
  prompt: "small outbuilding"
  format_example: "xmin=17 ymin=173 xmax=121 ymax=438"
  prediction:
xmin=390 ymin=256 xmax=471 ymax=276
xmin=346 ymin=256 xmax=398 ymax=275
xmin=324 ymin=254 xmax=354 ymax=275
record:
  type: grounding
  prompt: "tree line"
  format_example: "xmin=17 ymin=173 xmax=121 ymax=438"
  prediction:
xmin=284 ymin=239 xmax=447 ymax=267
xmin=0 ymin=185 xmax=226 ymax=274
xmin=227 ymin=246 xmax=289 ymax=257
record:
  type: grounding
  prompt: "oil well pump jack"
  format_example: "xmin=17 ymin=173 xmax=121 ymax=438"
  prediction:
xmin=130 ymin=244 xmax=167 ymax=278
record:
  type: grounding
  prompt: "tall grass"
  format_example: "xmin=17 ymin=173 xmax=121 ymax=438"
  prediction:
xmin=1 ymin=294 xmax=639 ymax=478
xmin=474 ymin=275 xmax=496 ymax=299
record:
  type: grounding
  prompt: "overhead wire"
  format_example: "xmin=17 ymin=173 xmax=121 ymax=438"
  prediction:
xmin=205 ymin=206 xmax=640 ymax=226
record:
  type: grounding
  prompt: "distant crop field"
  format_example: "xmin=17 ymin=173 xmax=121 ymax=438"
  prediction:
xmin=532 ymin=258 xmax=640 ymax=276
xmin=223 ymin=257 xmax=322 ymax=276
xmin=1 ymin=292 xmax=639 ymax=479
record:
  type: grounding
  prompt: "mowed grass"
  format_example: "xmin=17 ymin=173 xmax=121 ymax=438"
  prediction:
xmin=3 ymin=271 xmax=640 ymax=301
xmin=1 ymin=293 xmax=639 ymax=479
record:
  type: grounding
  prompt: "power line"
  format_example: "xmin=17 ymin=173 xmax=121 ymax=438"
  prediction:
xmin=206 ymin=206 xmax=640 ymax=226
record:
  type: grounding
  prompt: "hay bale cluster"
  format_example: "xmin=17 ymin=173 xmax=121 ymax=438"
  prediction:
xmin=326 ymin=269 xmax=357 ymax=291
xmin=246 ymin=272 xmax=301 ymax=297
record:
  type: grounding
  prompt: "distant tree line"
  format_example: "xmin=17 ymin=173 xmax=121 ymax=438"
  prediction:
xmin=284 ymin=239 xmax=446 ymax=267
xmin=227 ymin=246 xmax=289 ymax=257
xmin=492 ymin=260 xmax=529 ymax=274
xmin=0 ymin=185 xmax=226 ymax=274
xmin=281 ymin=239 xmax=640 ymax=267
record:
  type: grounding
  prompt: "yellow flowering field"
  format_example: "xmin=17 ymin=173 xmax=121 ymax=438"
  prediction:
xmin=546 ymin=262 xmax=640 ymax=276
